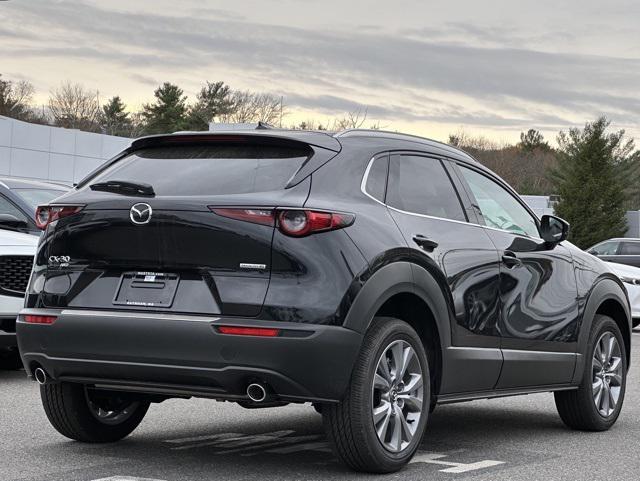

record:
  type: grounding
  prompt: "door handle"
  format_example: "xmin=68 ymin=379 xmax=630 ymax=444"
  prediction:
xmin=501 ymin=250 xmax=522 ymax=268
xmin=412 ymin=235 xmax=438 ymax=251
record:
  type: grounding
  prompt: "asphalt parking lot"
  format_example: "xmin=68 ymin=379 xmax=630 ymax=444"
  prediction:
xmin=1 ymin=330 xmax=639 ymax=481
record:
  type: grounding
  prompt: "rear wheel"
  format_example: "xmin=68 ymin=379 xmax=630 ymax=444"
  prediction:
xmin=555 ymin=315 xmax=627 ymax=431
xmin=40 ymin=382 xmax=149 ymax=442
xmin=323 ymin=317 xmax=429 ymax=473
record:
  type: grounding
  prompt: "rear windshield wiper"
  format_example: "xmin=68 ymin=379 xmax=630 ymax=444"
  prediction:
xmin=90 ymin=180 xmax=155 ymax=197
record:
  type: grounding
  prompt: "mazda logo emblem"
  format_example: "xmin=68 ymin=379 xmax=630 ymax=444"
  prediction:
xmin=130 ymin=203 xmax=152 ymax=225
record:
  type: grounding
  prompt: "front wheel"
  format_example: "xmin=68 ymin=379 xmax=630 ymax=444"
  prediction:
xmin=323 ymin=317 xmax=430 ymax=473
xmin=555 ymin=314 xmax=627 ymax=431
xmin=40 ymin=382 xmax=149 ymax=442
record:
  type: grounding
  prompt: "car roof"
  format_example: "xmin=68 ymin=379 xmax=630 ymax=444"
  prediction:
xmin=600 ymin=238 xmax=640 ymax=243
xmin=334 ymin=129 xmax=479 ymax=164
xmin=129 ymin=128 xmax=480 ymax=165
xmin=0 ymin=177 xmax=70 ymax=191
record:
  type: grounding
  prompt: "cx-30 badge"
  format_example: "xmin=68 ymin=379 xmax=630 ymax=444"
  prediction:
xmin=130 ymin=203 xmax=152 ymax=225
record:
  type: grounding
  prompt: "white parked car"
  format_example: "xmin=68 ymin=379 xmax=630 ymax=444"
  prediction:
xmin=606 ymin=261 xmax=640 ymax=328
xmin=0 ymin=229 xmax=37 ymax=369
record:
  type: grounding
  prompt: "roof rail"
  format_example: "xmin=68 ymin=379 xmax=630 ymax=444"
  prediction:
xmin=334 ymin=129 xmax=447 ymax=147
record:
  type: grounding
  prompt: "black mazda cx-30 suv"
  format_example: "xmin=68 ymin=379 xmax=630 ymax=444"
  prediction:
xmin=17 ymin=128 xmax=631 ymax=473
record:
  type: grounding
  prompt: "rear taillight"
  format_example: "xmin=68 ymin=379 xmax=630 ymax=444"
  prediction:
xmin=35 ymin=205 xmax=84 ymax=230
xmin=24 ymin=315 xmax=57 ymax=325
xmin=209 ymin=207 xmax=354 ymax=237
xmin=277 ymin=210 xmax=354 ymax=237
xmin=216 ymin=326 xmax=280 ymax=337
xmin=209 ymin=208 xmax=275 ymax=226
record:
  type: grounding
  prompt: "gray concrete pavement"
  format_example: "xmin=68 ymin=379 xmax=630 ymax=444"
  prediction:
xmin=2 ymin=332 xmax=640 ymax=481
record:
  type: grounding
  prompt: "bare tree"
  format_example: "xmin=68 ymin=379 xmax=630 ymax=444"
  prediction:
xmin=49 ymin=82 xmax=101 ymax=131
xmin=0 ymin=74 xmax=36 ymax=120
xmin=331 ymin=108 xmax=369 ymax=130
xmin=219 ymin=91 xmax=286 ymax=126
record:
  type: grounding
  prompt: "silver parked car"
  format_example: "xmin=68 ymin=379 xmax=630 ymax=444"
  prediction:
xmin=588 ymin=238 xmax=640 ymax=268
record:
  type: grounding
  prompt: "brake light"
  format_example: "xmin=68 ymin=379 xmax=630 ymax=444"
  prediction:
xmin=24 ymin=315 xmax=57 ymax=325
xmin=35 ymin=205 xmax=84 ymax=230
xmin=210 ymin=208 xmax=275 ymax=226
xmin=217 ymin=326 xmax=280 ymax=337
xmin=209 ymin=207 xmax=354 ymax=237
xmin=278 ymin=210 xmax=354 ymax=237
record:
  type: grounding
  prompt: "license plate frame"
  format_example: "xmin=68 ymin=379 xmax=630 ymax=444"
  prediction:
xmin=113 ymin=271 xmax=180 ymax=308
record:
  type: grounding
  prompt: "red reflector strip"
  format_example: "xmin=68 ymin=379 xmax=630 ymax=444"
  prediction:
xmin=24 ymin=315 xmax=57 ymax=325
xmin=217 ymin=326 xmax=280 ymax=337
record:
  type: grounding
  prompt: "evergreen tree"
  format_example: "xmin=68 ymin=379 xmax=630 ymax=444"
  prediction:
xmin=141 ymin=83 xmax=188 ymax=134
xmin=186 ymin=81 xmax=233 ymax=130
xmin=518 ymin=129 xmax=550 ymax=152
xmin=550 ymin=117 xmax=639 ymax=249
xmin=100 ymin=96 xmax=132 ymax=136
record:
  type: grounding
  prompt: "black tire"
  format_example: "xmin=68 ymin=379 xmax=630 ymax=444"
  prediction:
xmin=555 ymin=314 xmax=627 ymax=431
xmin=40 ymin=382 xmax=150 ymax=442
xmin=0 ymin=349 xmax=22 ymax=370
xmin=322 ymin=317 xmax=430 ymax=473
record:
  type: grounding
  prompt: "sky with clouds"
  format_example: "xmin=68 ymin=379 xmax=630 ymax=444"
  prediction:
xmin=1 ymin=0 xmax=639 ymax=143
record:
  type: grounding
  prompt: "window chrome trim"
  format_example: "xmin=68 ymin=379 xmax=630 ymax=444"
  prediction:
xmin=361 ymin=154 xmax=545 ymax=241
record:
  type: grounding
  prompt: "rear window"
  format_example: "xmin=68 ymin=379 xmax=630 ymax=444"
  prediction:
xmin=89 ymin=144 xmax=310 ymax=196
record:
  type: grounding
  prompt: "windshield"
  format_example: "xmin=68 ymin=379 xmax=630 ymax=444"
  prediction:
xmin=12 ymin=188 xmax=67 ymax=210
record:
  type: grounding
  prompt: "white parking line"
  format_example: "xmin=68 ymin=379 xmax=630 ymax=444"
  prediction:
xmin=410 ymin=452 xmax=505 ymax=473
xmin=92 ymin=477 xmax=167 ymax=481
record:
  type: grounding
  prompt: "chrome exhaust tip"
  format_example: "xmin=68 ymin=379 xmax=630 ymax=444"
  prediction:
xmin=34 ymin=367 xmax=48 ymax=385
xmin=246 ymin=383 xmax=267 ymax=402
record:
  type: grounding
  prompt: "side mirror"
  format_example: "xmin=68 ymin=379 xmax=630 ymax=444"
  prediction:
xmin=0 ymin=213 xmax=28 ymax=229
xmin=540 ymin=215 xmax=569 ymax=244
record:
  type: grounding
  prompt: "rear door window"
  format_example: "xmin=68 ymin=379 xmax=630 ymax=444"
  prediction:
xmin=386 ymin=154 xmax=466 ymax=221
xmin=89 ymin=144 xmax=311 ymax=196
xmin=620 ymin=242 xmax=640 ymax=255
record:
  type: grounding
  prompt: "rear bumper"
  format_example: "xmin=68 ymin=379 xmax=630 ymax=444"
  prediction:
xmin=0 ymin=330 xmax=16 ymax=349
xmin=16 ymin=309 xmax=363 ymax=403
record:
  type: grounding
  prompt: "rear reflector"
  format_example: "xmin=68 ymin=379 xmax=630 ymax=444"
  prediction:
xmin=216 ymin=326 xmax=280 ymax=337
xmin=24 ymin=315 xmax=57 ymax=325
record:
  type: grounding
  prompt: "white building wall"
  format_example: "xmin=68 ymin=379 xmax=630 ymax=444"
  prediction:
xmin=0 ymin=116 xmax=130 ymax=184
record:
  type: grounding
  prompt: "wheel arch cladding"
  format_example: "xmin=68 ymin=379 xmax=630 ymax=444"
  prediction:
xmin=579 ymin=277 xmax=631 ymax=369
xmin=343 ymin=261 xmax=450 ymax=396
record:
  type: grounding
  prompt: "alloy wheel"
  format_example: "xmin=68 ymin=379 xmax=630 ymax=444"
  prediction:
xmin=85 ymin=388 xmax=140 ymax=425
xmin=592 ymin=331 xmax=623 ymax=417
xmin=372 ymin=340 xmax=424 ymax=452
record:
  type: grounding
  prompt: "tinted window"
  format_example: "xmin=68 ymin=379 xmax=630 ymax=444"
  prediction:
xmin=386 ymin=155 xmax=466 ymax=221
xmin=89 ymin=144 xmax=310 ymax=196
xmin=0 ymin=195 xmax=29 ymax=222
xmin=364 ymin=156 xmax=388 ymax=202
xmin=620 ymin=242 xmax=640 ymax=255
xmin=459 ymin=166 xmax=539 ymax=238
xmin=12 ymin=188 xmax=66 ymax=210
xmin=588 ymin=241 xmax=619 ymax=256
